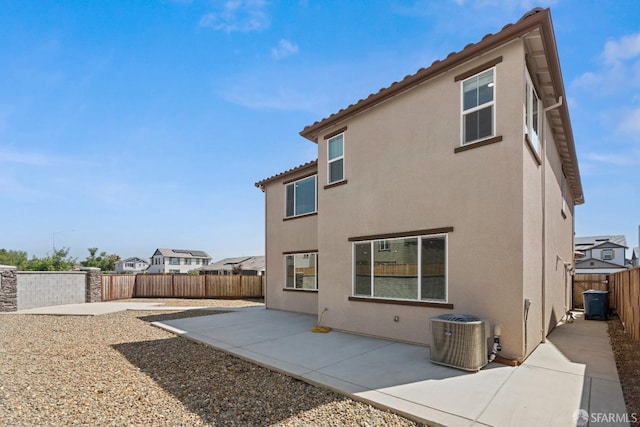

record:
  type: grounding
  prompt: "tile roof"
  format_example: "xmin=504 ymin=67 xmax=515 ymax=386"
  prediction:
xmin=574 ymin=235 xmax=628 ymax=250
xmin=255 ymin=159 xmax=318 ymax=189
xmin=153 ymin=249 xmax=211 ymax=259
xmin=201 ymin=256 xmax=265 ymax=272
xmin=299 ymin=8 xmax=549 ymax=140
xmin=295 ymin=7 xmax=583 ymax=205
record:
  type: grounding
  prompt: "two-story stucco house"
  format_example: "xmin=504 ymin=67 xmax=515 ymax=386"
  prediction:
xmin=574 ymin=235 xmax=628 ymax=274
xmin=114 ymin=257 xmax=150 ymax=274
xmin=147 ymin=249 xmax=211 ymax=274
xmin=255 ymin=8 xmax=584 ymax=361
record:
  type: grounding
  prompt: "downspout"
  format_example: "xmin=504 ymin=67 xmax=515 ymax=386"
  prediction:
xmin=261 ymin=186 xmax=268 ymax=309
xmin=540 ymin=96 xmax=563 ymax=344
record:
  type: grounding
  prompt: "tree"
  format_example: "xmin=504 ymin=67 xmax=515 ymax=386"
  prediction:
xmin=23 ymin=247 xmax=76 ymax=271
xmin=0 ymin=249 xmax=29 ymax=269
xmin=80 ymin=248 xmax=120 ymax=272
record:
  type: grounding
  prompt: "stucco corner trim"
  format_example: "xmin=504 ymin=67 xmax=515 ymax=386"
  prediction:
xmin=454 ymin=56 xmax=503 ymax=82
xmin=324 ymin=180 xmax=348 ymax=190
xmin=283 ymin=212 xmax=318 ymax=222
xmin=283 ymin=288 xmax=318 ymax=293
xmin=348 ymin=296 xmax=454 ymax=309
xmin=454 ymin=135 xmax=503 ymax=154
xmin=348 ymin=226 xmax=454 ymax=242
xmin=323 ymin=126 xmax=348 ymax=140
xmin=524 ymin=134 xmax=542 ymax=166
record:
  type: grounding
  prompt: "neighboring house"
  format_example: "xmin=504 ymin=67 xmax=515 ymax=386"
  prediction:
xmin=200 ymin=256 xmax=265 ymax=276
xmin=114 ymin=257 xmax=150 ymax=274
xmin=631 ymin=248 xmax=639 ymax=267
xmin=147 ymin=249 xmax=211 ymax=274
xmin=255 ymin=8 xmax=584 ymax=362
xmin=574 ymin=235 xmax=628 ymax=274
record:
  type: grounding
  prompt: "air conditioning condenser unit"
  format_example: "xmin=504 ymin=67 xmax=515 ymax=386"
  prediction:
xmin=430 ymin=313 xmax=490 ymax=372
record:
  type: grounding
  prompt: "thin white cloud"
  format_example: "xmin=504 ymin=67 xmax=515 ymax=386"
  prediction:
xmin=618 ymin=107 xmax=640 ymax=134
xmin=0 ymin=147 xmax=60 ymax=166
xmin=271 ymin=39 xmax=298 ymax=59
xmin=603 ymin=33 xmax=640 ymax=65
xmin=573 ymin=32 xmax=640 ymax=92
xmin=584 ymin=151 xmax=639 ymax=167
xmin=199 ymin=0 xmax=270 ymax=33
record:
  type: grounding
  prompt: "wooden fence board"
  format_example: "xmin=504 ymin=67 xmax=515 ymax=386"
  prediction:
xmin=134 ymin=274 xmax=173 ymax=297
xmin=572 ymin=273 xmax=609 ymax=309
xmin=609 ymin=267 xmax=640 ymax=342
xmin=101 ymin=274 xmax=264 ymax=300
xmin=101 ymin=275 xmax=136 ymax=301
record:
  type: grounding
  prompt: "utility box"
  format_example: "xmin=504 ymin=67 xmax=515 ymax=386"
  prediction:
xmin=583 ymin=290 xmax=609 ymax=320
xmin=430 ymin=314 xmax=490 ymax=372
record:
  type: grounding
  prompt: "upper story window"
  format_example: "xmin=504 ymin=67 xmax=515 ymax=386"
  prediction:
xmin=170 ymin=257 xmax=179 ymax=265
xmin=525 ymin=72 xmax=540 ymax=154
xmin=184 ymin=258 xmax=192 ymax=265
xmin=328 ymin=134 xmax=344 ymax=184
xmin=462 ymin=68 xmax=495 ymax=145
xmin=285 ymin=175 xmax=317 ymax=217
xmin=601 ymin=249 xmax=614 ymax=261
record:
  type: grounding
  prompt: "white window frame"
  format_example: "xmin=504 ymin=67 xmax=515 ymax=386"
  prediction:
xmin=524 ymin=71 xmax=541 ymax=154
xmin=327 ymin=133 xmax=345 ymax=184
xmin=601 ymin=249 xmax=614 ymax=261
xmin=284 ymin=252 xmax=318 ymax=290
xmin=461 ymin=68 xmax=496 ymax=145
xmin=378 ymin=240 xmax=390 ymax=251
xmin=285 ymin=175 xmax=317 ymax=218
xmin=352 ymin=233 xmax=448 ymax=303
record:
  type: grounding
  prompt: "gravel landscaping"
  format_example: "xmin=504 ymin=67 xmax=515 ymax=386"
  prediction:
xmin=0 ymin=300 xmax=424 ymax=426
xmin=608 ymin=314 xmax=640 ymax=427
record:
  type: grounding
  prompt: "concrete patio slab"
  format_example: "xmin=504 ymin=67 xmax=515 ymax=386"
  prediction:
xmin=153 ymin=309 xmax=630 ymax=427
xmin=5 ymin=301 xmax=226 ymax=316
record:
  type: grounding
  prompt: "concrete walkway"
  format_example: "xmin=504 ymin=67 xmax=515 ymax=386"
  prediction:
xmin=154 ymin=308 xmax=629 ymax=427
xmin=6 ymin=302 xmax=227 ymax=316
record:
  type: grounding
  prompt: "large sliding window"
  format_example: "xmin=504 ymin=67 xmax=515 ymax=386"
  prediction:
xmin=462 ymin=68 xmax=495 ymax=145
xmin=285 ymin=175 xmax=317 ymax=217
xmin=354 ymin=234 xmax=447 ymax=302
xmin=285 ymin=253 xmax=318 ymax=290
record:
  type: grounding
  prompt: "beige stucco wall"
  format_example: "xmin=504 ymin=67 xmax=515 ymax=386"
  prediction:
xmin=263 ymin=168 xmax=318 ymax=315
xmin=260 ymin=37 xmax=577 ymax=361
xmin=544 ymin=128 xmax=576 ymax=334
xmin=314 ymin=41 xmax=530 ymax=356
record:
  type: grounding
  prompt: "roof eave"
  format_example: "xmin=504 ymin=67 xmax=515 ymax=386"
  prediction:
xmin=299 ymin=8 xmax=551 ymax=142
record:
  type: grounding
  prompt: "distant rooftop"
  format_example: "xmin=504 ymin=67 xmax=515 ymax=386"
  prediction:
xmin=575 ymin=235 xmax=628 ymax=250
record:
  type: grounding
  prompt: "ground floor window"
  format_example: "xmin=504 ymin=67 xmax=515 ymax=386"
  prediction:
xmin=354 ymin=234 xmax=446 ymax=302
xmin=285 ymin=253 xmax=317 ymax=290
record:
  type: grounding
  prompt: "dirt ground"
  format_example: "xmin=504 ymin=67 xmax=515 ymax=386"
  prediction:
xmin=608 ymin=314 xmax=640 ymax=426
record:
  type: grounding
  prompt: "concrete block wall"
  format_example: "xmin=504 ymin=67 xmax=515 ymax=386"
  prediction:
xmin=17 ymin=272 xmax=86 ymax=310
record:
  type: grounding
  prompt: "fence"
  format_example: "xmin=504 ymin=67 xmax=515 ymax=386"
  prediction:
xmin=101 ymin=274 xmax=264 ymax=301
xmin=572 ymin=273 xmax=612 ymax=309
xmin=0 ymin=267 xmax=101 ymax=312
xmin=609 ymin=267 xmax=640 ymax=342
xmin=101 ymin=275 xmax=136 ymax=301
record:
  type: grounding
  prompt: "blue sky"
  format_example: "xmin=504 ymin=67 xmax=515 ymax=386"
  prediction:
xmin=1 ymin=0 xmax=639 ymax=261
